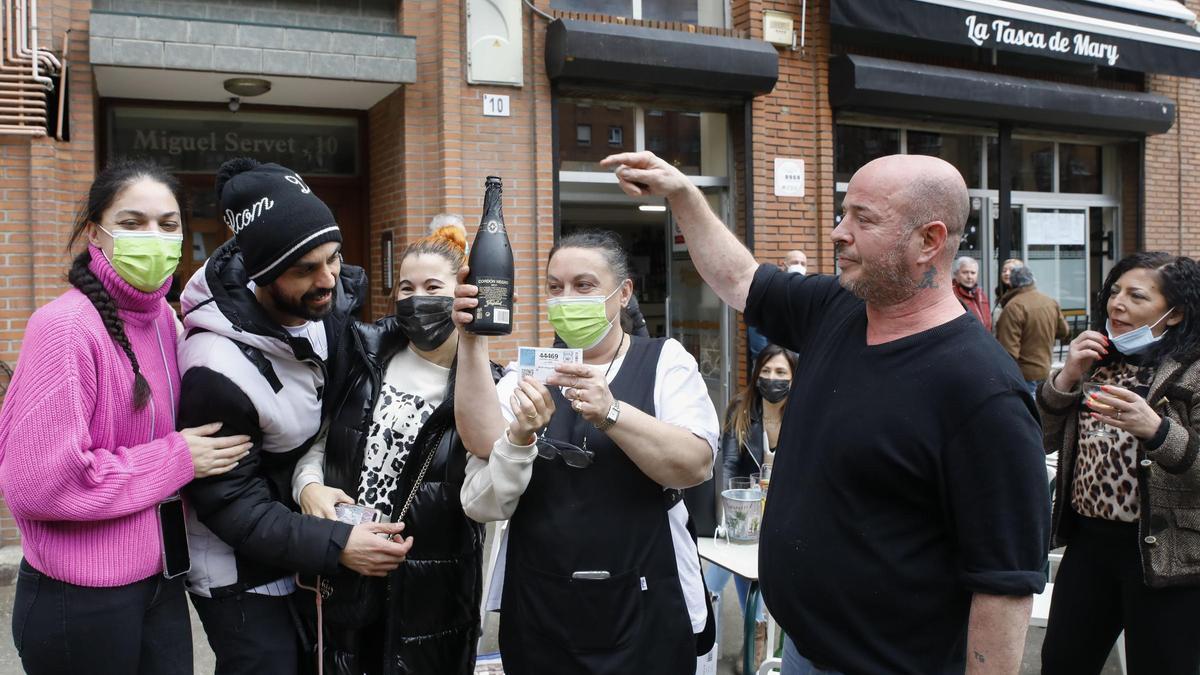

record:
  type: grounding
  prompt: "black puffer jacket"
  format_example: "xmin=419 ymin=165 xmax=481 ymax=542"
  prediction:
xmin=322 ymin=316 xmax=494 ymax=674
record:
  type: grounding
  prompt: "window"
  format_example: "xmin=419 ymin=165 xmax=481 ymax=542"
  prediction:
xmin=1012 ymin=139 xmax=1055 ymax=192
xmin=906 ymin=131 xmax=983 ymax=189
xmin=838 ymin=122 xmax=1113 ymax=197
xmin=1059 ymin=143 xmax=1103 ymax=194
xmin=645 ymin=110 xmax=703 ymax=174
xmin=835 ymin=125 xmax=899 ymax=184
xmin=558 ymin=99 xmax=727 ymax=175
xmin=550 ymin=0 xmax=726 ymax=27
xmin=560 ymin=102 xmax=635 ymax=170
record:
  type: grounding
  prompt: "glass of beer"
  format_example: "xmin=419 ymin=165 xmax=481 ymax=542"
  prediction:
xmin=1082 ymin=380 xmax=1117 ymax=439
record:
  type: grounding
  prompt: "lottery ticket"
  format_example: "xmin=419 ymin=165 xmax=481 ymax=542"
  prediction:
xmin=518 ymin=346 xmax=583 ymax=382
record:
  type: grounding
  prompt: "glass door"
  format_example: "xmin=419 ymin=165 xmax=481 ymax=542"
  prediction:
xmin=666 ymin=191 xmax=731 ymax=415
xmin=961 ymin=195 xmax=988 ymax=293
xmin=1021 ymin=207 xmax=1089 ymax=316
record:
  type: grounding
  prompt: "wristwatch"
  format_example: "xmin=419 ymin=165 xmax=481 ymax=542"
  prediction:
xmin=594 ymin=400 xmax=621 ymax=431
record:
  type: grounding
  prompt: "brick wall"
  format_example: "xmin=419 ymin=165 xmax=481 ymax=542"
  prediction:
xmin=1143 ymin=0 xmax=1200 ymax=258
xmin=0 ymin=0 xmax=98 ymax=547
xmin=392 ymin=0 xmax=556 ymax=364
xmin=724 ymin=0 xmax=834 ymax=385
xmin=1145 ymin=79 xmax=1200 ymax=257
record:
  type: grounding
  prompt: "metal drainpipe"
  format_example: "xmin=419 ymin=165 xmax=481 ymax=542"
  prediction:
xmin=0 ymin=0 xmax=51 ymax=134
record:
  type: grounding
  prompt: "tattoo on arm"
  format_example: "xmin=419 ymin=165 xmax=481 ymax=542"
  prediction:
xmin=918 ymin=266 xmax=938 ymax=289
xmin=973 ymin=650 xmax=986 ymax=663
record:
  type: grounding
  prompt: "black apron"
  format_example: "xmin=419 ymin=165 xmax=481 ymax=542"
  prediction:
xmin=498 ymin=336 xmax=696 ymax=674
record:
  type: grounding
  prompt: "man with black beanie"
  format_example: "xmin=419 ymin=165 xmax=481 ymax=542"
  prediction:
xmin=176 ymin=158 xmax=413 ymax=674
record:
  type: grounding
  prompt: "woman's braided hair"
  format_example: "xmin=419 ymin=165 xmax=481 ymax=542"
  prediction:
xmin=65 ymin=160 xmax=186 ymax=410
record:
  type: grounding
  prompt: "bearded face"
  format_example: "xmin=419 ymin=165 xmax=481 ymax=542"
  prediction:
xmin=836 ymin=232 xmax=920 ymax=307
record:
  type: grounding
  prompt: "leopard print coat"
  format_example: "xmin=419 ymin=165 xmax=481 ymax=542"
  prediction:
xmin=1039 ymin=356 xmax=1200 ymax=588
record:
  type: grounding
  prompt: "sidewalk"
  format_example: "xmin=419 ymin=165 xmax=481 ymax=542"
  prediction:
xmin=0 ymin=536 xmax=1122 ymax=675
xmin=0 ymin=580 xmax=1124 ymax=674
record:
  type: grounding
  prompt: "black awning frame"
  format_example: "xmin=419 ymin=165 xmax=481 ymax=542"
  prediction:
xmin=831 ymin=0 xmax=1200 ymax=77
xmin=830 ymin=54 xmax=1176 ymax=135
xmin=545 ymin=19 xmax=779 ymax=100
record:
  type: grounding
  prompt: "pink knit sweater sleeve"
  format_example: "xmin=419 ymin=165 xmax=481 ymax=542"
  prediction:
xmin=0 ymin=308 xmax=195 ymax=522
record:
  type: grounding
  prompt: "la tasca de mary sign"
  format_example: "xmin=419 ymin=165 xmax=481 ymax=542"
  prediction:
xmin=965 ymin=15 xmax=1120 ymax=66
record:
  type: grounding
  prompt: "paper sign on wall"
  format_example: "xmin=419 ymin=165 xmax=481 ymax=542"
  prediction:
xmin=774 ymin=158 xmax=805 ymax=197
xmin=1026 ymin=211 xmax=1085 ymax=246
xmin=672 ymin=220 xmax=687 ymax=253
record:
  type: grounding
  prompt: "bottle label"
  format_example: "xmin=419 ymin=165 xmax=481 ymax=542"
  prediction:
xmin=474 ymin=276 xmax=512 ymax=325
xmin=484 ymin=219 xmax=506 ymax=234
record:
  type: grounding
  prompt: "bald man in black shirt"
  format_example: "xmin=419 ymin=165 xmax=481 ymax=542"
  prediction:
xmin=601 ymin=150 xmax=1049 ymax=675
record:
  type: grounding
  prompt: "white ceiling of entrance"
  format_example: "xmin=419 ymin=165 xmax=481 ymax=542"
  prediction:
xmin=94 ymin=66 xmax=400 ymax=110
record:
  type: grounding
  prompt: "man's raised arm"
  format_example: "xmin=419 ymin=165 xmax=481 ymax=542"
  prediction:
xmin=601 ymin=151 xmax=759 ymax=312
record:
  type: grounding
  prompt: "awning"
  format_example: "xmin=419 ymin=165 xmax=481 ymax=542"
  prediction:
xmin=830 ymin=0 xmax=1200 ymax=77
xmin=545 ymin=19 xmax=778 ymax=100
xmin=830 ymin=54 xmax=1176 ymax=135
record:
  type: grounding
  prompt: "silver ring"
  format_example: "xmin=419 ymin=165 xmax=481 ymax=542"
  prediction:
xmin=572 ymin=399 xmax=582 ymax=411
xmin=1117 ymin=411 xmax=1123 ymax=421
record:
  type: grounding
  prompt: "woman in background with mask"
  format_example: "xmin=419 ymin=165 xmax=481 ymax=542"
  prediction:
xmin=0 ymin=161 xmax=249 ymax=674
xmin=292 ymin=227 xmax=487 ymax=674
xmin=707 ymin=343 xmax=796 ymax=664
xmin=1038 ymin=251 xmax=1200 ymax=673
xmin=454 ymin=230 xmax=720 ymax=674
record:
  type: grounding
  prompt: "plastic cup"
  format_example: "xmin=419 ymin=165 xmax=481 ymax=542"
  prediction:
xmin=727 ymin=477 xmax=754 ymax=491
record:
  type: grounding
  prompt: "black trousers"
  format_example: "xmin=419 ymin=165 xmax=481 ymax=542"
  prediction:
xmin=12 ymin=558 xmax=192 ymax=675
xmin=190 ymin=591 xmax=301 ymax=675
xmin=1042 ymin=515 xmax=1200 ymax=675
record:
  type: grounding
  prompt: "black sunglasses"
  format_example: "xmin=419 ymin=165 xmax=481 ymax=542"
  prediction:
xmin=536 ymin=436 xmax=594 ymax=469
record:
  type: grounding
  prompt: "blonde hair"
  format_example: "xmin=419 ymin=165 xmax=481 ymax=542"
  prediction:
xmin=400 ymin=225 xmax=466 ymax=271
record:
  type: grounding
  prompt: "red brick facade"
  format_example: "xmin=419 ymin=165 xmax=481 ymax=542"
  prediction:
xmin=1 ymin=0 xmax=1199 ymax=548
xmin=0 ymin=0 xmax=98 ymax=547
xmin=1145 ymin=1 xmax=1200 ymax=256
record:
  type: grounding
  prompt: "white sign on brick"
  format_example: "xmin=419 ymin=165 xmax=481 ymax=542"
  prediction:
xmin=483 ymin=94 xmax=510 ymax=117
xmin=774 ymin=158 xmax=805 ymax=197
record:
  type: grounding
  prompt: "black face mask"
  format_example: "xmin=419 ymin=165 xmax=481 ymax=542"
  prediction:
xmin=395 ymin=295 xmax=456 ymax=351
xmin=757 ymin=377 xmax=790 ymax=404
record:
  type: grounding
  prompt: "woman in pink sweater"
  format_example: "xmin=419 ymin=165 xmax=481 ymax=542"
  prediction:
xmin=0 ymin=161 xmax=252 ymax=674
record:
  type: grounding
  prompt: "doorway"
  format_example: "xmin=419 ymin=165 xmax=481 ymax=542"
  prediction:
xmin=560 ymin=188 xmax=732 ymax=412
xmin=171 ymin=175 xmax=367 ymax=310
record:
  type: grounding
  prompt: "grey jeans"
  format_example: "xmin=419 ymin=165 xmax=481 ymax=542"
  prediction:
xmin=782 ymin=636 xmax=844 ymax=675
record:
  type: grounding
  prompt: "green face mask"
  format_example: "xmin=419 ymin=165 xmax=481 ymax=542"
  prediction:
xmin=99 ymin=226 xmax=183 ymax=292
xmin=547 ymin=286 xmax=621 ymax=350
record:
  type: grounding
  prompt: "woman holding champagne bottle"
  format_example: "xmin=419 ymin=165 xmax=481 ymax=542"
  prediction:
xmin=1038 ymin=251 xmax=1200 ymax=673
xmin=454 ymin=230 xmax=720 ymax=674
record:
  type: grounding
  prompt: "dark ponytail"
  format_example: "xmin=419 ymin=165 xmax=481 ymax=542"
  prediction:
xmin=65 ymin=159 xmax=185 ymax=411
xmin=68 ymin=250 xmax=152 ymax=409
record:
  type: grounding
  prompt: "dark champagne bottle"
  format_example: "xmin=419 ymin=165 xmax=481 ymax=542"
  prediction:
xmin=465 ymin=176 xmax=514 ymax=335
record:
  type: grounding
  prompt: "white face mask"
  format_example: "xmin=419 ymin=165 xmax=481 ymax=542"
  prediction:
xmin=1107 ymin=308 xmax=1174 ymax=355
xmin=787 ymin=264 xmax=807 ymax=276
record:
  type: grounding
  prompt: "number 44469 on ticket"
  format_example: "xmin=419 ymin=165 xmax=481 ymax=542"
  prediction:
xmin=518 ymin=347 xmax=583 ymax=383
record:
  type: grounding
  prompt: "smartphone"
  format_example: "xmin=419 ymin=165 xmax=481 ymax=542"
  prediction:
xmin=158 ymin=496 xmax=191 ymax=580
xmin=334 ymin=503 xmax=382 ymax=526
